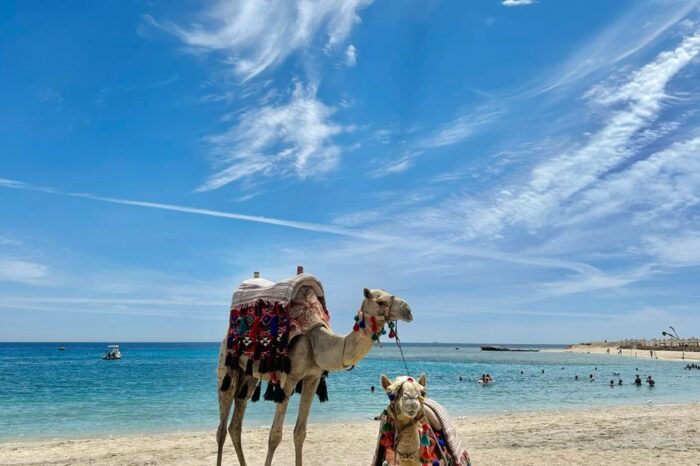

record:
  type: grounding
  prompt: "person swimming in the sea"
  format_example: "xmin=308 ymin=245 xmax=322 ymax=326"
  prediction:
xmin=634 ymin=375 xmax=642 ymax=386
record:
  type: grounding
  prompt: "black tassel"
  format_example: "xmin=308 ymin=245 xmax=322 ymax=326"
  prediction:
xmin=245 ymin=358 xmax=254 ymax=376
xmin=316 ymin=375 xmax=328 ymax=402
xmin=294 ymin=380 xmax=303 ymax=394
xmin=263 ymin=381 xmax=275 ymax=401
xmin=273 ymin=383 xmax=286 ymax=403
xmin=258 ymin=357 xmax=269 ymax=374
xmin=236 ymin=381 xmax=249 ymax=399
xmin=279 ymin=356 xmax=291 ymax=374
xmin=225 ymin=353 xmax=233 ymax=367
xmin=220 ymin=373 xmax=231 ymax=392
xmin=251 ymin=382 xmax=261 ymax=402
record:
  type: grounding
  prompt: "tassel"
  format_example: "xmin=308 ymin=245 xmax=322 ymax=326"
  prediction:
xmin=236 ymin=381 xmax=249 ymax=399
xmin=359 ymin=319 xmax=366 ymax=329
xmin=279 ymin=356 xmax=291 ymax=373
xmin=316 ymin=375 xmax=329 ymax=402
xmin=382 ymin=422 xmax=392 ymax=432
xmin=263 ymin=381 xmax=275 ymax=401
xmin=353 ymin=322 xmax=360 ymax=332
xmin=245 ymin=358 xmax=254 ymax=376
xmin=432 ymin=461 xmax=440 ymax=466
xmin=251 ymin=382 xmax=261 ymax=402
xmin=295 ymin=380 xmax=303 ymax=394
xmin=388 ymin=329 xmax=396 ymax=339
xmin=220 ymin=373 xmax=231 ymax=391
xmin=273 ymin=383 xmax=286 ymax=403
xmin=258 ymin=357 xmax=269 ymax=374
xmin=420 ymin=428 xmax=430 ymax=446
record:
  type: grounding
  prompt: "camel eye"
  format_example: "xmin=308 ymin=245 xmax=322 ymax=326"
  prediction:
xmin=376 ymin=300 xmax=386 ymax=306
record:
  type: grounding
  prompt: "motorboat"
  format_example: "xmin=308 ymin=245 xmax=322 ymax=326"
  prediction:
xmin=58 ymin=345 xmax=66 ymax=351
xmin=102 ymin=345 xmax=122 ymax=360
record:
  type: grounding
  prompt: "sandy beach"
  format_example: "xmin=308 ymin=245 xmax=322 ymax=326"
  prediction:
xmin=2 ymin=402 xmax=698 ymax=466
xmin=560 ymin=343 xmax=700 ymax=361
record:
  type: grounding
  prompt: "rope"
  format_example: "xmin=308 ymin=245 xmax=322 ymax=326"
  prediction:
xmin=393 ymin=320 xmax=410 ymax=376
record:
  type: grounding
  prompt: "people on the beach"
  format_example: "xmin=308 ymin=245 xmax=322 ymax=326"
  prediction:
xmin=646 ymin=376 xmax=655 ymax=387
xmin=575 ymin=375 xmax=579 ymax=381
xmin=618 ymin=379 xmax=623 ymax=385
xmin=479 ymin=374 xmax=493 ymax=384
xmin=610 ymin=380 xmax=614 ymax=387
xmin=370 ymin=385 xmax=375 ymax=393
xmin=684 ymin=363 xmax=700 ymax=370
xmin=634 ymin=375 xmax=642 ymax=386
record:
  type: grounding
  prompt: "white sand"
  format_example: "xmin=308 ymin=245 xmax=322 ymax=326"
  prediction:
xmin=560 ymin=343 xmax=700 ymax=361
xmin=2 ymin=402 xmax=699 ymax=465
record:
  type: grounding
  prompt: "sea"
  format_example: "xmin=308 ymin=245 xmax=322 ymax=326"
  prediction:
xmin=1 ymin=342 xmax=699 ymax=440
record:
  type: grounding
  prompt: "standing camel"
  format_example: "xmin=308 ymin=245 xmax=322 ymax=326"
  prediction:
xmin=216 ymin=284 xmax=412 ymax=466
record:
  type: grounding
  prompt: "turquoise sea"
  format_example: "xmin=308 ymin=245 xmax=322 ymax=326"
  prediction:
xmin=1 ymin=342 xmax=699 ymax=440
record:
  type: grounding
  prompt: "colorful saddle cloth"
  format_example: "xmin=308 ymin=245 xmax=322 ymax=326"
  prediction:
xmin=372 ymin=397 xmax=471 ymax=466
xmin=224 ymin=273 xmax=330 ymax=379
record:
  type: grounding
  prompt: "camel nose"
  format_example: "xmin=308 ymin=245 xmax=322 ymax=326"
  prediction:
xmin=400 ymin=302 xmax=413 ymax=322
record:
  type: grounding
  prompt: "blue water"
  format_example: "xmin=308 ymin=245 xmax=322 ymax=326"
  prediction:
xmin=1 ymin=342 xmax=699 ymax=440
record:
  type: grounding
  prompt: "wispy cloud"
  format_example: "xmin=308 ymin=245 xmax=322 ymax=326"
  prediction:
xmin=644 ymin=232 xmax=700 ymax=267
xmin=463 ymin=29 xmax=700 ymax=238
xmin=149 ymin=0 xmax=372 ymax=81
xmin=521 ymin=1 xmax=699 ymax=97
xmin=0 ymin=177 xmax=388 ymax=241
xmin=369 ymin=109 xmax=500 ymax=177
xmin=197 ymin=81 xmax=348 ymax=190
xmin=502 ymin=0 xmax=534 ymax=6
xmin=344 ymin=44 xmax=357 ymax=66
xmin=0 ymin=258 xmax=48 ymax=284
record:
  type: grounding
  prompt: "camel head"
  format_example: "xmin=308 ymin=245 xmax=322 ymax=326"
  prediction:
xmin=380 ymin=373 xmax=427 ymax=420
xmin=362 ymin=288 xmax=413 ymax=322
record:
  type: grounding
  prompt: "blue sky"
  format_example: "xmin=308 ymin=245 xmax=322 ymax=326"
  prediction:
xmin=2 ymin=0 xmax=700 ymax=343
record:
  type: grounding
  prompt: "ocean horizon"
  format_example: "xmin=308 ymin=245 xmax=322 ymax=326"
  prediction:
xmin=2 ymin=342 xmax=699 ymax=442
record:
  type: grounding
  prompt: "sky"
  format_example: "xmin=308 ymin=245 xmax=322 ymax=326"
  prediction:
xmin=1 ymin=0 xmax=700 ymax=343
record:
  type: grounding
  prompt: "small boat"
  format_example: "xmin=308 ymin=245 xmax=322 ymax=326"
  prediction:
xmin=102 ymin=345 xmax=122 ymax=360
xmin=58 ymin=345 xmax=66 ymax=351
xmin=480 ymin=345 xmax=539 ymax=352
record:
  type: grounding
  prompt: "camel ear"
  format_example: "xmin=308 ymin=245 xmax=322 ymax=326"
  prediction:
xmin=418 ymin=373 xmax=427 ymax=389
xmin=380 ymin=374 xmax=392 ymax=391
xmin=364 ymin=288 xmax=372 ymax=299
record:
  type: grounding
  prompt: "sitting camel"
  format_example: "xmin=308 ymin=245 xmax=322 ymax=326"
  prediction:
xmin=373 ymin=374 xmax=471 ymax=466
xmin=216 ymin=283 xmax=412 ymax=466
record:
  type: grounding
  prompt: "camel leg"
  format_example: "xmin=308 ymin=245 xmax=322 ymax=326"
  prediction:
xmin=216 ymin=369 xmax=237 ymax=466
xmin=264 ymin=378 xmax=299 ymax=466
xmin=230 ymin=376 xmax=256 ymax=466
xmin=293 ymin=375 xmax=320 ymax=466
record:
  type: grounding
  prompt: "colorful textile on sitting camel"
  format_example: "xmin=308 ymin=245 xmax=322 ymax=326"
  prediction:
xmin=372 ymin=399 xmax=471 ymax=466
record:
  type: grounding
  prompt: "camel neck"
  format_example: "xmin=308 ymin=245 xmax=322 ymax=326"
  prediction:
xmin=308 ymin=318 xmax=386 ymax=371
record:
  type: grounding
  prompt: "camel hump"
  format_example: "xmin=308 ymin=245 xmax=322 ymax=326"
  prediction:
xmin=231 ymin=272 xmax=326 ymax=309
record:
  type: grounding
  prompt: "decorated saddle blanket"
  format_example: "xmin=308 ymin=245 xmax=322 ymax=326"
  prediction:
xmin=225 ymin=273 xmax=330 ymax=376
xmin=372 ymin=397 xmax=471 ymax=466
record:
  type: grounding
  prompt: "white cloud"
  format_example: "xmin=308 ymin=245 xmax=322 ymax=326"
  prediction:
xmin=152 ymin=0 xmax=372 ymax=80
xmin=502 ymin=0 xmax=534 ymax=6
xmin=0 ymin=176 xmax=390 ymax=241
xmin=0 ymin=258 xmax=48 ymax=284
xmin=521 ymin=1 xmax=699 ymax=97
xmin=644 ymin=232 xmax=700 ymax=266
xmin=197 ymin=82 xmax=348 ymax=190
xmin=344 ymin=44 xmax=357 ymax=66
xmin=565 ymin=135 xmax=700 ymax=225
xmin=463 ymin=29 xmax=700 ymax=238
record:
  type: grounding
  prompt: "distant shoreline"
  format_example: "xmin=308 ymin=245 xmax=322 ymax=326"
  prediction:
xmin=551 ymin=343 xmax=700 ymax=361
